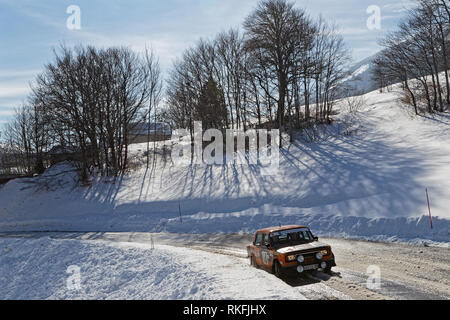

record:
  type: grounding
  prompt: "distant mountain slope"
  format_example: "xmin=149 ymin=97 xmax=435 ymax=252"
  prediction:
xmin=341 ymin=54 xmax=378 ymax=96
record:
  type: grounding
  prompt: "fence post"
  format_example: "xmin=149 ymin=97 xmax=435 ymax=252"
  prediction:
xmin=426 ymin=188 xmax=433 ymax=229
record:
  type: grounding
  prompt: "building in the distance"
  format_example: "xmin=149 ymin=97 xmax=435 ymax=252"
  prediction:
xmin=128 ymin=122 xmax=172 ymax=144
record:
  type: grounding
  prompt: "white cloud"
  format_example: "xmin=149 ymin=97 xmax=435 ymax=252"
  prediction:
xmin=383 ymin=1 xmax=416 ymax=13
xmin=339 ymin=27 xmax=370 ymax=36
xmin=0 ymin=69 xmax=41 ymax=79
xmin=0 ymin=85 xmax=30 ymax=99
xmin=0 ymin=108 xmax=17 ymax=117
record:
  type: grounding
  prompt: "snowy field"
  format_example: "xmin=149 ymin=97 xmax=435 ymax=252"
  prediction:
xmin=0 ymin=86 xmax=449 ymax=245
xmin=0 ymin=237 xmax=308 ymax=300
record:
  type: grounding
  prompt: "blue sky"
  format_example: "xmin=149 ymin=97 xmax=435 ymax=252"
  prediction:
xmin=0 ymin=0 xmax=416 ymax=124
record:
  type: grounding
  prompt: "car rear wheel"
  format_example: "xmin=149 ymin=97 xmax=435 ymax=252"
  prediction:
xmin=249 ymin=255 xmax=258 ymax=268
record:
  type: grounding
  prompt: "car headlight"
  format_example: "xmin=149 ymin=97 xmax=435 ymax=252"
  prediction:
xmin=297 ymin=255 xmax=304 ymax=263
xmin=316 ymin=252 xmax=323 ymax=260
xmin=287 ymin=255 xmax=296 ymax=261
xmin=320 ymin=249 xmax=328 ymax=256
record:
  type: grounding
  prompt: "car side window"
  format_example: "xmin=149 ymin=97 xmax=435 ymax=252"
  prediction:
xmin=263 ymin=233 xmax=269 ymax=246
xmin=255 ymin=233 xmax=263 ymax=246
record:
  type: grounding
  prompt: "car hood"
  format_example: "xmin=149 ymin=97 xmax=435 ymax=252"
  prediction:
xmin=276 ymin=241 xmax=328 ymax=254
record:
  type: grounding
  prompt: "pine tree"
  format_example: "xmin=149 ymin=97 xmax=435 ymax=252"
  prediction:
xmin=195 ymin=76 xmax=228 ymax=130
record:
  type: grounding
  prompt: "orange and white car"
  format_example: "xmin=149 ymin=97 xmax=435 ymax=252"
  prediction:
xmin=246 ymin=225 xmax=336 ymax=277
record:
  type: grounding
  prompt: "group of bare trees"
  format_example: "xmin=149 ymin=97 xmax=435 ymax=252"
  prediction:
xmin=1 ymin=46 xmax=162 ymax=177
xmin=0 ymin=106 xmax=46 ymax=176
xmin=165 ymin=0 xmax=350 ymax=144
xmin=1 ymin=0 xmax=350 ymax=177
xmin=373 ymin=0 xmax=450 ymax=114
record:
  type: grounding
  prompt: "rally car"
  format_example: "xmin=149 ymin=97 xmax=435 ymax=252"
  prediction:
xmin=246 ymin=225 xmax=336 ymax=277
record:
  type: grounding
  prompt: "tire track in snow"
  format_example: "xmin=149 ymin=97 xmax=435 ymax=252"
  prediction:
xmin=188 ymin=245 xmax=353 ymax=300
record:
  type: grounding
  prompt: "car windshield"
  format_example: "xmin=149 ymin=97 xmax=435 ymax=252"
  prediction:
xmin=269 ymin=228 xmax=314 ymax=248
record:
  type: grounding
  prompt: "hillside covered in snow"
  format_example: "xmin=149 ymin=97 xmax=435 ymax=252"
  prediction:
xmin=0 ymin=86 xmax=449 ymax=245
xmin=341 ymin=54 xmax=378 ymax=96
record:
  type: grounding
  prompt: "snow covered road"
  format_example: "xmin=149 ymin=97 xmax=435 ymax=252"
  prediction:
xmin=1 ymin=232 xmax=449 ymax=300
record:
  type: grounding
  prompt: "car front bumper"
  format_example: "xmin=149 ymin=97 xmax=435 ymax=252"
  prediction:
xmin=280 ymin=254 xmax=336 ymax=273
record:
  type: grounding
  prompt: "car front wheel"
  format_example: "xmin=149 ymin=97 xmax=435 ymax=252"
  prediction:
xmin=273 ymin=261 xmax=283 ymax=278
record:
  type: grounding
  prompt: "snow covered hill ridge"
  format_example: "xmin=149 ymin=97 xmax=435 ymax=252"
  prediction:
xmin=341 ymin=54 xmax=378 ymax=96
xmin=0 ymin=85 xmax=449 ymax=246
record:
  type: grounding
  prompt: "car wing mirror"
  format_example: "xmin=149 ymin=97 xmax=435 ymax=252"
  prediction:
xmin=313 ymin=236 xmax=319 ymax=241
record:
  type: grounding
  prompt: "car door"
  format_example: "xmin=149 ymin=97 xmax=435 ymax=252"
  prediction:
xmin=253 ymin=232 xmax=264 ymax=266
xmin=260 ymin=233 xmax=273 ymax=270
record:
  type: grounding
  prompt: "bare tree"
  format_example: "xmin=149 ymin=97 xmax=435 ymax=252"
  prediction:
xmin=22 ymin=45 xmax=157 ymax=177
xmin=243 ymin=0 xmax=309 ymax=145
xmin=375 ymin=0 xmax=450 ymax=114
xmin=143 ymin=47 xmax=163 ymax=168
xmin=165 ymin=0 xmax=350 ymax=148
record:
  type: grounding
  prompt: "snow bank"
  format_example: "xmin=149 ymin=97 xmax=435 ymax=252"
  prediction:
xmin=0 ymin=237 xmax=307 ymax=300
xmin=159 ymin=210 xmax=449 ymax=246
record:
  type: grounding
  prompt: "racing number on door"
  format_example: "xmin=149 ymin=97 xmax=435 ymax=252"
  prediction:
xmin=261 ymin=250 xmax=271 ymax=265
xmin=261 ymin=233 xmax=273 ymax=266
xmin=254 ymin=233 xmax=263 ymax=265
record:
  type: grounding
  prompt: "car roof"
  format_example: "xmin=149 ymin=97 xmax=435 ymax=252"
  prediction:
xmin=256 ymin=225 xmax=308 ymax=233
